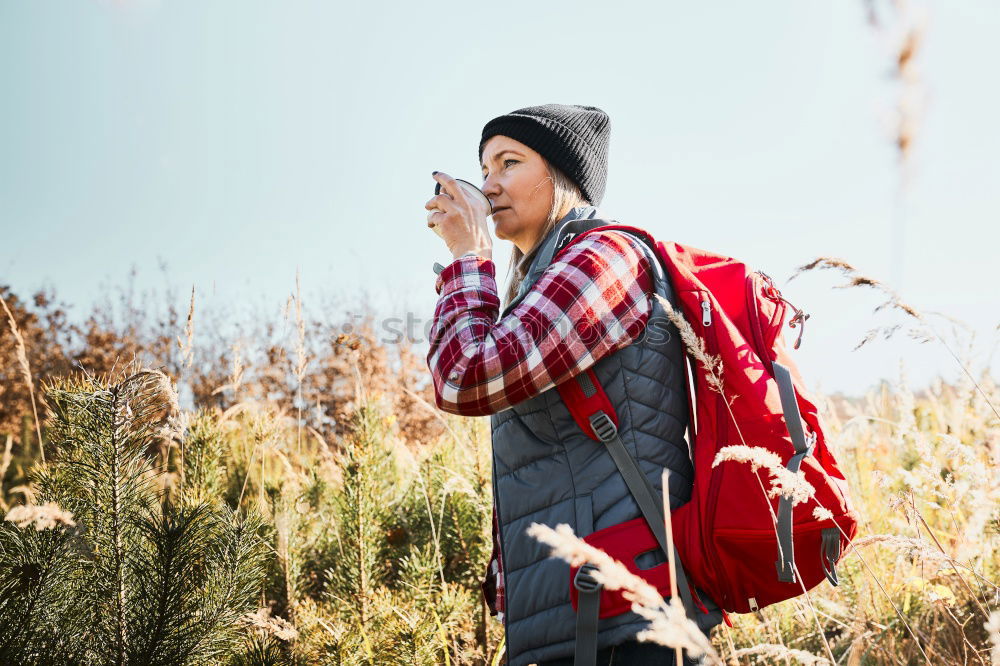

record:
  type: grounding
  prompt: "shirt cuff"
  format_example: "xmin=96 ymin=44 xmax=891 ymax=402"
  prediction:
xmin=434 ymin=255 xmax=496 ymax=295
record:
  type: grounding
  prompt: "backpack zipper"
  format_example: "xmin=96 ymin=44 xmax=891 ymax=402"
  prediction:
xmin=746 ymin=273 xmax=775 ymax=377
xmin=699 ymin=295 xmax=731 ymax=609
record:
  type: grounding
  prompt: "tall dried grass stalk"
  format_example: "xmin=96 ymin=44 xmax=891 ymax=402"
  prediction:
xmin=133 ymin=369 xmax=182 ymax=439
xmin=906 ymin=492 xmax=993 ymax=621
xmin=1 ymin=295 xmax=44 ymax=463
xmin=731 ymin=643 xmax=831 ymax=664
xmin=866 ymin=0 xmax=928 ymax=290
xmin=399 ymin=384 xmax=461 ymax=444
xmin=865 ymin=0 xmax=927 ymax=171
xmin=813 ymin=506 xmax=834 ymax=522
xmin=211 ymin=340 xmax=246 ymax=397
xmin=417 ymin=470 xmax=448 ymax=591
xmin=0 ymin=435 xmax=12 ymax=511
xmin=830 ymin=530 xmax=943 ymax=664
xmin=176 ymin=285 xmax=195 ymax=369
xmin=713 ymin=445 xmax=816 ymax=505
xmin=526 ymin=522 xmax=721 ymax=663
xmin=233 ymin=407 xmax=279 ymax=517
xmin=294 ymin=269 xmax=307 ymax=454
xmin=787 ymin=257 xmax=1000 ymax=424
xmin=786 ymin=561 xmax=838 ymax=665
xmin=661 ymin=468 xmax=683 ymax=665
xmin=489 ymin=635 xmax=506 ymax=666
xmin=654 ymin=294 xmax=724 ymax=396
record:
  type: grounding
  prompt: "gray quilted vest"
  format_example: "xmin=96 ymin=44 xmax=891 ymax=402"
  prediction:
xmin=490 ymin=206 xmax=722 ymax=666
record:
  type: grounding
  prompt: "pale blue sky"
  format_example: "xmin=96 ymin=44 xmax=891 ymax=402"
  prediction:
xmin=2 ymin=0 xmax=997 ymax=397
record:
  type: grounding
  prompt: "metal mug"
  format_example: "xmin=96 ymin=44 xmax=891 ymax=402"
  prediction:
xmin=430 ymin=178 xmax=493 ymax=238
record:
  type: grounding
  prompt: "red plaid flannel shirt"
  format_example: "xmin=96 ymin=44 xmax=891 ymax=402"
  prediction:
xmin=426 ymin=229 xmax=656 ymax=617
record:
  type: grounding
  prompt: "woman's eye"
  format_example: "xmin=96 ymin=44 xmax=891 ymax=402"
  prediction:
xmin=482 ymin=159 xmax=519 ymax=181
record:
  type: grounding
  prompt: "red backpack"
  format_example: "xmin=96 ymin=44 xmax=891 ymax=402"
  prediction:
xmin=554 ymin=225 xmax=859 ymax=634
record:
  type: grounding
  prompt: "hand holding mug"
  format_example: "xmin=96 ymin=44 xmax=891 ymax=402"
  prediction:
xmin=425 ymin=171 xmax=493 ymax=261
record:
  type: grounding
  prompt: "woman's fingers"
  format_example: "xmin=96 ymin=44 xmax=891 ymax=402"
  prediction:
xmin=431 ymin=171 xmax=461 ymax=201
xmin=424 ymin=194 xmax=453 ymax=211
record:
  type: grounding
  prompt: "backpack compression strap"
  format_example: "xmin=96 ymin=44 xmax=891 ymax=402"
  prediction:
xmin=573 ymin=564 xmax=602 ymax=666
xmin=772 ymin=361 xmax=841 ymax=586
xmin=557 ymin=369 xmax=699 ymax=666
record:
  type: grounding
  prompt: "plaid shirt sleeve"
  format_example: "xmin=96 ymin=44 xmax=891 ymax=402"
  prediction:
xmin=426 ymin=229 xmax=654 ymax=417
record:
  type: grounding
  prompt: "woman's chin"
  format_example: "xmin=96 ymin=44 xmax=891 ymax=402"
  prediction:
xmin=492 ymin=221 xmax=513 ymax=241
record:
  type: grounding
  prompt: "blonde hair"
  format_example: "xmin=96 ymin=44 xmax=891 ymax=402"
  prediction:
xmin=501 ymin=162 xmax=588 ymax=308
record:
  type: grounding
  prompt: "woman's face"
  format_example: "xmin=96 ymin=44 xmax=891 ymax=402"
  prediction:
xmin=480 ymin=135 xmax=554 ymax=254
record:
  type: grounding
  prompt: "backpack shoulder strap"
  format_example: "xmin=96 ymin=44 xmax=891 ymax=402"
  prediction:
xmin=500 ymin=217 xmax=617 ymax=318
xmin=556 ymin=370 xmax=699 ymax=620
xmin=558 ymin=368 xmax=701 ymax=665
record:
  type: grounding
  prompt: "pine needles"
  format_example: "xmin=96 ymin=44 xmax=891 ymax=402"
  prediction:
xmin=0 ymin=367 xmax=269 ymax=666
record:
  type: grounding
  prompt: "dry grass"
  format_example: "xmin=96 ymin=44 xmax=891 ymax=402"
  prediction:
xmin=4 ymin=500 xmax=76 ymax=530
xmin=0 ymin=256 xmax=997 ymax=664
xmin=1 ymin=294 xmax=44 ymax=463
xmin=526 ymin=521 xmax=721 ymax=662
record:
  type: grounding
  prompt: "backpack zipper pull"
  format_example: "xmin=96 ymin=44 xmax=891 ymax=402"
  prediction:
xmin=758 ymin=271 xmax=810 ymax=349
xmin=701 ymin=299 xmax=712 ymax=327
xmin=787 ymin=305 xmax=810 ymax=350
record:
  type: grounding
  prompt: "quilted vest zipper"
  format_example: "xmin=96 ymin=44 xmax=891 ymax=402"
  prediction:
xmin=491 ymin=452 xmax=509 ymax=637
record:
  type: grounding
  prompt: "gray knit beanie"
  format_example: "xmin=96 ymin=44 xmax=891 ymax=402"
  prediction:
xmin=478 ymin=103 xmax=610 ymax=206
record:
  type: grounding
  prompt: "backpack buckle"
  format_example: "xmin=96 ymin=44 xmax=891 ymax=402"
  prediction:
xmin=573 ymin=563 xmax=603 ymax=593
xmin=588 ymin=411 xmax=618 ymax=442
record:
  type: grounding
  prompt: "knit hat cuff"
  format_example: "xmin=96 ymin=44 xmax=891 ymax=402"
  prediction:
xmin=478 ymin=115 xmax=602 ymax=204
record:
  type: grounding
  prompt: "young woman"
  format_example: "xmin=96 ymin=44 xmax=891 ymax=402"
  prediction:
xmin=425 ymin=104 xmax=722 ymax=666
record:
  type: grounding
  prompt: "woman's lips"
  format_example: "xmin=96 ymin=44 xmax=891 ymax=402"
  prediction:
xmin=492 ymin=207 xmax=509 ymax=216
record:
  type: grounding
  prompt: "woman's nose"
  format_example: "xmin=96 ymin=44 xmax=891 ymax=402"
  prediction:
xmin=481 ymin=176 xmax=500 ymax=198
